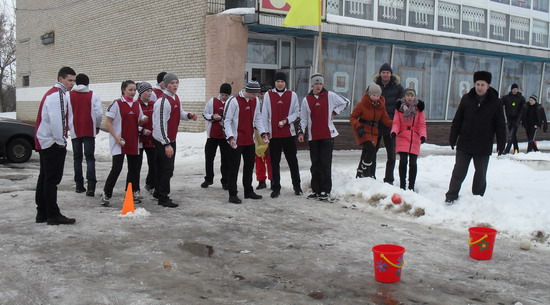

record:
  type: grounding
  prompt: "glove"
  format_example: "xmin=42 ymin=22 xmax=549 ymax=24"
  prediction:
xmin=390 ymin=132 xmax=397 ymax=139
xmin=450 ymin=143 xmax=455 ymax=150
xmin=357 ymin=126 xmax=366 ymax=138
xmin=420 ymin=136 xmax=426 ymax=144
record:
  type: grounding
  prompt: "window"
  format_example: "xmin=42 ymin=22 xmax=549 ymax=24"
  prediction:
xmin=378 ymin=0 xmax=406 ymax=26
xmin=510 ymin=16 xmax=530 ymax=45
xmin=542 ymin=62 xmax=550 ymax=117
xmin=512 ymin=0 xmax=530 ymax=8
xmin=393 ymin=46 xmax=451 ymax=120
xmin=532 ymin=20 xmax=549 ymax=48
xmin=354 ymin=42 xmax=391 ymax=109
xmin=448 ymin=53 xmax=501 ymax=119
xmin=22 ymin=76 xmax=30 ymax=87
xmin=491 ymin=0 xmax=510 ymax=4
xmin=462 ymin=6 xmax=487 ymax=38
xmin=344 ymin=0 xmax=374 ymax=20
xmin=502 ymin=59 xmax=543 ymax=105
xmin=408 ymin=0 xmax=435 ymax=30
xmin=490 ymin=12 xmax=509 ymax=42
xmin=438 ymin=2 xmax=460 ymax=34
xmin=247 ymin=39 xmax=277 ymax=65
xmin=533 ymin=0 xmax=549 ymax=12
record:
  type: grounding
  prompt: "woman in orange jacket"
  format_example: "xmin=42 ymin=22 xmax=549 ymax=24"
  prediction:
xmin=350 ymin=83 xmax=393 ymax=178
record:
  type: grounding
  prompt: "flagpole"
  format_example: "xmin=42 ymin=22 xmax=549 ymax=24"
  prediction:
xmin=317 ymin=0 xmax=323 ymax=74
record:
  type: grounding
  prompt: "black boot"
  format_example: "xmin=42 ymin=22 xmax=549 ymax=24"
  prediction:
xmin=86 ymin=182 xmax=96 ymax=197
xmin=75 ymin=183 xmax=86 ymax=193
xmin=400 ymin=180 xmax=406 ymax=190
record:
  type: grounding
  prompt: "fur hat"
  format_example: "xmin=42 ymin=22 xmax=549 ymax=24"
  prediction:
xmin=137 ymin=82 xmax=153 ymax=95
xmin=366 ymin=83 xmax=382 ymax=95
xmin=274 ymin=72 xmax=287 ymax=83
xmin=163 ymin=73 xmax=179 ymax=85
xmin=529 ymin=94 xmax=538 ymax=102
xmin=511 ymin=83 xmax=518 ymax=90
xmin=310 ymin=73 xmax=324 ymax=86
xmin=219 ymin=83 xmax=232 ymax=95
xmin=379 ymin=63 xmax=393 ymax=74
xmin=75 ymin=74 xmax=89 ymax=86
xmin=245 ymin=80 xmax=261 ymax=94
xmin=473 ymin=71 xmax=492 ymax=84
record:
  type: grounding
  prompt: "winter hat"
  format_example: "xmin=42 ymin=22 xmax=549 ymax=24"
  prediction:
xmin=529 ymin=94 xmax=538 ymax=102
xmin=260 ymin=84 xmax=271 ymax=93
xmin=473 ymin=71 xmax=492 ymax=84
xmin=274 ymin=72 xmax=287 ymax=83
xmin=245 ymin=80 xmax=261 ymax=94
xmin=404 ymin=88 xmax=416 ymax=96
xmin=366 ymin=83 xmax=382 ymax=95
xmin=157 ymin=72 xmax=167 ymax=84
xmin=163 ymin=73 xmax=179 ymax=85
xmin=310 ymin=73 xmax=324 ymax=86
xmin=379 ymin=63 xmax=393 ymax=74
xmin=137 ymin=82 xmax=153 ymax=95
xmin=219 ymin=83 xmax=232 ymax=95
xmin=75 ymin=74 xmax=89 ymax=86
xmin=511 ymin=83 xmax=519 ymax=90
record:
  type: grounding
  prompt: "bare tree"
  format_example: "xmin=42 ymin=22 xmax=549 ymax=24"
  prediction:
xmin=0 ymin=10 xmax=16 ymax=112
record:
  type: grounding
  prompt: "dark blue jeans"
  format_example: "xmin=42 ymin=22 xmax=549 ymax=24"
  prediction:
xmin=72 ymin=137 xmax=96 ymax=185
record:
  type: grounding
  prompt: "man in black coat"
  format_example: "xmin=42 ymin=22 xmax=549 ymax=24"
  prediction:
xmin=370 ymin=63 xmax=405 ymax=184
xmin=445 ymin=71 xmax=506 ymax=204
xmin=502 ymin=83 xmax=526 ymax=154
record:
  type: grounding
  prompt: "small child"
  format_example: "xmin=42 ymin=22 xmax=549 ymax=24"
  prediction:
xmin=390 ymin=88 xmax=427 ymax=191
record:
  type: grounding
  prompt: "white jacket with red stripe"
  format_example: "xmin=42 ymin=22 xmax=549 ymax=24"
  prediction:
xmin=34 ymin=82 xmax=69 ymax=150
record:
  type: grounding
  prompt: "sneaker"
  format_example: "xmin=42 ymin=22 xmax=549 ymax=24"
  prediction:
xmin=229 ymin=196 xmax=242 ymax=204
xmin=100 ymin=194 xmax=110 ymax=207
xmin=245 ymin=192 xmax=262 ymax=199
xmin=318 ymin=192 xmax=330 ymax=201
xmin=307 ymin=193 xmax=319 ymax=200
xmin=270 ymin=190 xmax=280 ymax=198
xmin=47 ymin=214 xmax=76 ymax=225
xmin=294 ymin=187 xmax=303 ymax=196
xmin=75 ymin=185 xmax=86 ymax=193
xmin=201 ymin=181 xmax=213 ymax=188
xmin=133 ymin=191 xmax=142 ymax=204
xmin=445 ymin=198 xmax=455 ymax=205
xmin=86 ymin=190 xmax=95 ymax=197
xmin=159 ymin=199 xmax=178 ymax=208
xmin=256 ymin=181 xmax=267 ymax=190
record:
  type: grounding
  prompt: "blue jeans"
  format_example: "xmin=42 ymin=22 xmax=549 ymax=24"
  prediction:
xmin=72 ymin=137 xmax=96 ymax=185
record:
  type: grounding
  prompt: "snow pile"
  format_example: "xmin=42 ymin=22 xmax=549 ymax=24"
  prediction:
xmin=116 ymin=208 xmax=151 ymax=219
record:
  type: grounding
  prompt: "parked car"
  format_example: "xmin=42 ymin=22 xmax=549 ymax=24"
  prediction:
xmin=0 ymin=117 xmax=35 ymax=163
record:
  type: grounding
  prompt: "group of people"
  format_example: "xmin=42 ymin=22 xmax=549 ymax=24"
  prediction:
xmin=33 ymin=64 xmax=547 ymax=225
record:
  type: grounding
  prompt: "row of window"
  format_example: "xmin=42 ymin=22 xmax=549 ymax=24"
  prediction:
xmin=247 ymin=36 xmax=550 ymax=121
xmin=326 ymin=0 xmax=550 ymax=48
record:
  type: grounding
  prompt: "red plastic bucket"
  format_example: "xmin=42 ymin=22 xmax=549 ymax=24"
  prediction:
xmin=468 ymin=227 xmax=497 ymax=260
xmin=372 ymin=244 xmax=405 ymax=283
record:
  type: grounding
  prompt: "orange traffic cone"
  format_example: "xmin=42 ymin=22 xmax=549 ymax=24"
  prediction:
xmin=121 ymin=182 xmax=135 ymax=215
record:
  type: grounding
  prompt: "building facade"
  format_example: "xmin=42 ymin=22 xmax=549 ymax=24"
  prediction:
xmin=16 ymin=0 xmax=550 ymax=144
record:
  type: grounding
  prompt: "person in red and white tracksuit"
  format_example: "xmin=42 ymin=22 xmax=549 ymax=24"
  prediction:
xmin=262 ymin=72 xmax=302 ymax=198
xmin=67 ymin=73 xmax=103 ymax=197
xmin=34 ymin=66 xmax=77 ymax=225
xmin=201 ymin=83 xmax=232 ymax=190
xmin=150 ymin=72 xmax=167 ymax=102
xmin=100 ymin=80 xmax=148 ymax=207
xmin=223 ymin=80 xmax=269 ymax=204
xmin=152 ymin=73 xmax=198 ymax=207
xmin=298 ymin=73 xmax=350 ymax=201
xmin=135 ymin=82 xmax=156 ymax=195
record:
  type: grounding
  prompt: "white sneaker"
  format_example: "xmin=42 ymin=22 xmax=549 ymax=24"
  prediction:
xmin=100 ymin=194 xmax=110 ymax=207
xmin=133 ymin=191 xmax=142 ymax=204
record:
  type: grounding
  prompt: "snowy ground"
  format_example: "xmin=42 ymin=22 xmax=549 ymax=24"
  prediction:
xmin=1 ymin=112 xmax=549 ymax=304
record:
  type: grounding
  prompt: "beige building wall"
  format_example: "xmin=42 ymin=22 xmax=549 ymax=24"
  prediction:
xmin=15 ymin=0 xmax=224 ymax=132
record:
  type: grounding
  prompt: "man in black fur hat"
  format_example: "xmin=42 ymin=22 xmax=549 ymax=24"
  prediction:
xmin=445 ymin=71 xmax=506 ymax=204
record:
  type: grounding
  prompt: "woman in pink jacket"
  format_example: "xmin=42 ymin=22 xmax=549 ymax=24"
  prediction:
xmin=390 ymin=89 xmax=427 ymax=191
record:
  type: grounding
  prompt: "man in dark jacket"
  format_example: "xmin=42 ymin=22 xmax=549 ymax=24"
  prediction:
xmin=370 ymin=63 xmax=404 ymax=184
xmin=445 ymin=71 xmax=506 ymax=204
xmin=502 ymin=83 xmax=526 ymax=154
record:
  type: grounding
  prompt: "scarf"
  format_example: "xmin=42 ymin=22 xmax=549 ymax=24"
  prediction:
xmin=400 ymin=98 xmax=418 ymax=121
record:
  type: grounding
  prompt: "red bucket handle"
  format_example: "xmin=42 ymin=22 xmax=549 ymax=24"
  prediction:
xmin=380 ymin=253 xmax=405 ymax=268
xmin=468 ymin=234 xmax=488 ymax=245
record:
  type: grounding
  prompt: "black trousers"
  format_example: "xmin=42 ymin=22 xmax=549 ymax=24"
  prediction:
xmin=204 ymin=137 xmax=230 ymax=185
xmin=137 ymin=147 xmax=157 ymax=190
xmin=371 ymin=134 xmax=396 ymax=183
xmin=36 ymin=145 xmax=67 ymax=219
xmin=309 ymin=138 xmax=334 ymax=194
xmin=269 ymin=136 xmax=301 ymax=192
xmin=154 ymin=140 xmax=176 ymax=202
xmin=445 ymin=150 xmax=490 ymax=201
xmin=504 ymin=120 xmax=520 ymax=154
xmin=357 ymin=141 xmax=375 ymax=177
xmin=227 ymin=144 xmax=256 ymax=197
xmin=526 ymin=127 xmax=539 ymax=152
xmin=71 ymin=137 xmax=96 ymax=186
xmin=398 ymin=152 xmax=418 ymax=190
xmin=103 ymin=153 xmax=140 ymax=198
